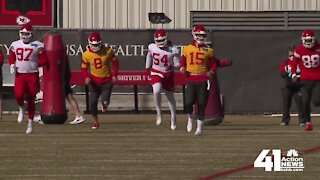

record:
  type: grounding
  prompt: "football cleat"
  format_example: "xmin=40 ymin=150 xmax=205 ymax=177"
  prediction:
xmin=92 ymin=121 xmax=100 ymax=130
xmin=280 ymin=121 xmax=289 ymax=126
xmin=17 ymin=106 xmax=25 ymax=123
xmin=186 ymin=117 xmax=193 ymax=133
xmin=33 ymin=115 xmax=44 ymax=124
xmin=101 ymin=106 xmax=107 ymax=112
xmin=156 ymin=116 xmax=162 ymax=126
xmin=304 ymin=123 xmax=313 ymax=131
xmin=170 ymin=119 xmax=177 ymax=130
xmin=101 ymin=102 xmax=108 ymax=112
xmin=26 ymin=120 xmax=33 ymax=134
xmin=195 ymin=120 xmax=203 ymax=135
xmin=69 ymin=116 xmax=85 ymax=125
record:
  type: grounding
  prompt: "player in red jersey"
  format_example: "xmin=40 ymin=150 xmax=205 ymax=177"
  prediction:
xmin=291 ymin=29 xmax=320 ymax=131
xmin=9 ymin=23 xmax=48 ymax=134
xmin=279 ymin=46 xmax=303 ymax=126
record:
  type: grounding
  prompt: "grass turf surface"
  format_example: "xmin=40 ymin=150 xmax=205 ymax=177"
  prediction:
xmin=0 ymin=114 xmax=319 ymax=180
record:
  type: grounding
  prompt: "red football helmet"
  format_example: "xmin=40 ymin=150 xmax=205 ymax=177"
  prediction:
xmin=19 ymin=23 xmax=32 ymax=43
xmin=88 ymin=32 xmax=102 ymax=52
xmin=301 ymin=29 xmax=316 ymax=48
xmin=192 ymin=25 xmax=207 ymax=44
xmin=154 ymin=29 xmax=167 ymax=48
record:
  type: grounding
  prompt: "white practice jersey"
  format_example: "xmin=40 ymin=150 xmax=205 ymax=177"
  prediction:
xmin=10 ymin=40 xmax=44 ymax=73
xmin=146 ymin=43 xmax=180 ymax=73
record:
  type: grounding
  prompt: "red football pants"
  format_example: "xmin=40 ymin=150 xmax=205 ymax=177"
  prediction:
xmin=14 ymin=72 xmax=40 ymax=120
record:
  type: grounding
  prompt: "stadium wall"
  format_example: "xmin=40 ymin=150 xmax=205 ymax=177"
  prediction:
xmin=59 ymin=0 xmax=320 ymax=29
xmin=1 ymin=29 xmax=319 ymax=114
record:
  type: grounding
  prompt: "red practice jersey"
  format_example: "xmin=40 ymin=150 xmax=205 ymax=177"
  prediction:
xmin=292 ymin=43 xmax=320 ymax=80
xmin=279 ymin=59 xmax=300 ymax=78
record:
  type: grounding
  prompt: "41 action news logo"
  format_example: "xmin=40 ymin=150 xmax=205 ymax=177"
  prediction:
xmin=254 ymin=149 xmax=304 ymax=172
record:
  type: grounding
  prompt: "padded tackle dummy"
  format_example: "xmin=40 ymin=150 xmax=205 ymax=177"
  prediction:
xmin=41 ymin=32 xmax=68 ymax=124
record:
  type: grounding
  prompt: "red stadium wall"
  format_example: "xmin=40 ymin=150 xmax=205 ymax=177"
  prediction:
xmin=0 ymin=0 xmax=53 ymax=26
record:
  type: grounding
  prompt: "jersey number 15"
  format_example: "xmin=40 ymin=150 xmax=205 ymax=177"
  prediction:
xmin=189 ymin=52 xmax=205 ymax=65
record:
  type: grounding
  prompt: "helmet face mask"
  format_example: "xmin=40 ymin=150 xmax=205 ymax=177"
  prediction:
xmin=192 ymin=25 xmax=207 ymax=45
xmin=193 ymin=33 xmax=206 ymax=44
xmin=301 ymin=29 xmax=316 ymax=49
xmin=154 ymin=29 xmax=167 ymax=48
xmin=19 ymin=23 xmax=32 ymax=43
xmin=88 ymin=32 xmax=102 ymax=52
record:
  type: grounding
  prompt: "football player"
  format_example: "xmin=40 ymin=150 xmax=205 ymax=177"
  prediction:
xmin=180 ymin=25 xmax=217 ymax=135
xmin=145 ymin=29 xmax=180 ymax=130
xmin=291 ymin=29 xmax=320 ymax=131
xmin=279 ymin=46 xmax=303 ymax=126
xmin=9 ymin=23 xmax=48 ymax=134
xmin=81 ymin=32 xmax=119 ymax=129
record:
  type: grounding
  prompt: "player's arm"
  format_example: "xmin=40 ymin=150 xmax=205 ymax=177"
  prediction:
xmin=291 ymin=50 xmax=300 ymax=78
xmin=172 ymin=46 xmax=180 ymax=68
xmin=81 ymin=60 xmax=89 ymax=78
xmin=107 ymin=49 xmax=119 ymax=82
xmin=216 ymin=58 xmax=232 ymax=67
xmin=279 ymin=61 xmax=289 ymax=78
xmin=81 ymin=54 xmax=90 ymax=85
xmin=8 ymin=46 xmax=16 ymax=65
xmin=180 ymin=45 xmax=188 ymax=73
xmin=8 ymin=45 xmax=17 ymax=74
xmin=207 ymin=57 xmax=217 ymax=77
xmin=0 ymin=49 xmax=3 ymax=66
xmin=144 ymin=46 xmax=153 ymax=75
xmin=290 ymin=51 xmax=301 ymax=82
xmin=180 ymin=55 xmax=187 ymax=73
xmin=145 ymin=50 xmax=152 ymax=70
xmin=173 ymin=55 xmax=180 ymax=68
xmin=112 ymin=56 xmax=119 ymax=82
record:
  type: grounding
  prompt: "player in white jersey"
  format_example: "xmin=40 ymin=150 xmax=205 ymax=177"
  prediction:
xmin=8 ymin=23 xmax=47 ymax=134
xmin=145 ymin=29 xmax=180 ymax=130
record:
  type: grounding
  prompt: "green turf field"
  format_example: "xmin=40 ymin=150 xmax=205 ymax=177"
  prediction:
xmin=0 ymin=114 xmax=319 ymax=180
